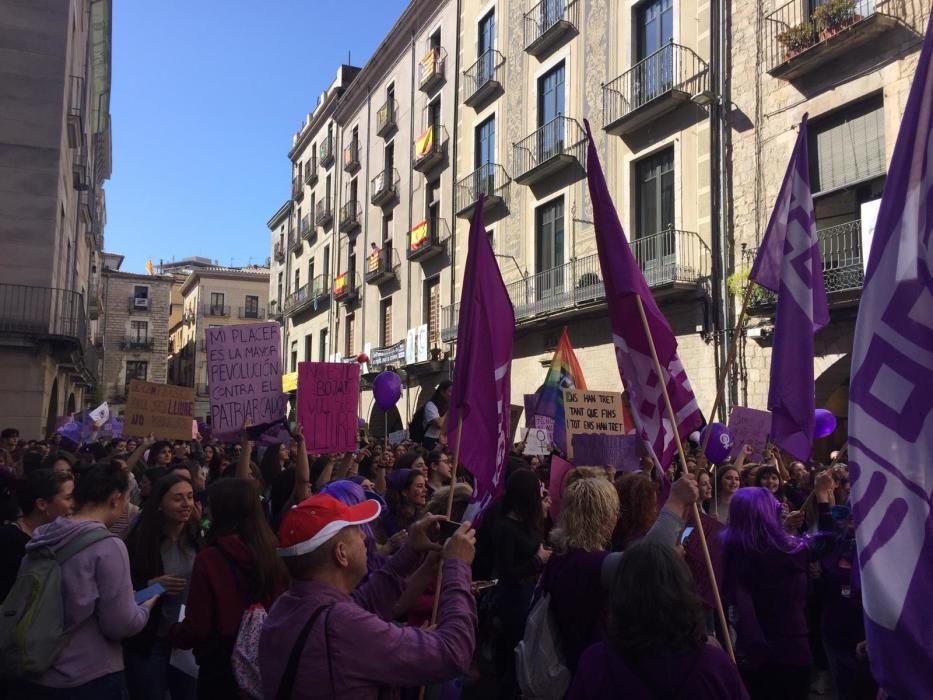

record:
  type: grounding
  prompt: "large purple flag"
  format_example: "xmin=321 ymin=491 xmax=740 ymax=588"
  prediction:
xmin=750 ymin=116 xmax=829 ymax=461
xmin=584 ymin=122 xmax=703 ymax=470
xmin=848 ymin=14 xmax=933 ymax=699
xmin=447 ymin=196 xmax=515 ymax=520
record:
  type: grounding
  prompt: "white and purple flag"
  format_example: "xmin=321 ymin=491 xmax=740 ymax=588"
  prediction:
xmin=848 ymin=14 xmax=933 ymax=699
xmin=447 ymin=196 xmax=515 ymax=520
xmin=750 ymin=115 xmax=829 ymax=461
xmin=584 ymin=121 xmax=703 ymax=471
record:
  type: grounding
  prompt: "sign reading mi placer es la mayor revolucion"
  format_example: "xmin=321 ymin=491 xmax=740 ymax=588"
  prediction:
xmin=205 ymin=322 xmax=288 ymax=439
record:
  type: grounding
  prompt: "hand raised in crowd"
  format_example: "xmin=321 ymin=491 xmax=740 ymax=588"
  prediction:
xmin=814 ymin=469 xmax=835 ymax=501
xmin=148 ymin=575 xmax=186 ymax=595
xmin=408 ymin=514 xmax=447 ymax=553
xmin=442 ymin=521 xmax=476 ymax=564
xmin=385 ymin=528 xmax=408 ymax=554
xmin=290 ymin=421 xmax=305 ymax=445
xmin=669 ymin=473 xmax=699 ymax=509
xmin=142 ymin=433 xmax=155 ymax=448
xmin=783 ymin=509 xmax=805 ymax=532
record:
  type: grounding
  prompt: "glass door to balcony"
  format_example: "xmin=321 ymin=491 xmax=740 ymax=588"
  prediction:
xmin=478 ymin=10 xmax=496 ymax=84
xmin=637 ymin=0 xmax=674 ymax=104
xmin=636 ymin=148 xmax=675 ymax=285
xmin=535 ymin=197 xmax=565 ymax=302
xmin=541 ymin=0 xmax=567 ymax=32
xmin=537 ymin=62 xmax=565 ymax=164
xmin=475 ymin=116 xmax=496 ymax=197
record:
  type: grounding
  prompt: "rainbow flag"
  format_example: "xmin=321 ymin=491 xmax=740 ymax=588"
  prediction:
xmin=531 ymin=327 xmax=587 ymax=452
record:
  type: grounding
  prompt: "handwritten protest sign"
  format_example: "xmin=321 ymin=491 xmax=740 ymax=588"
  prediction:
xmin=297 ymin=362 xmax=360 ymax=453
xmin=571 ymin=433 xmax=639 ymax=471
xmin=563 ymin=389 xmax=628 ymax=435
xmin=205 ymin=322 xmax=287 ymax=440
xmin=125 ymin=381 xmax=195 ymax=441
xmin=523 ymin=427 xmax=552 ymax=456
xmin=727 ymin=406 xmax=772 ymax=462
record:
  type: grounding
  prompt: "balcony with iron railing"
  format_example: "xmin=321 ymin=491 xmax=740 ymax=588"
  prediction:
xmin=78 ymin=188 xmax=93 ymax=224
xmin=524 ymin=0 xmax=580 ymax=57
xmin=320 ymin=136 xmax=335 ymax=168
xmin=304 ymin=157 xmax=318 ymax=185
xmin=316 ymin=197 xmax=334 ymax=228
xmin=283 ymin=275 xmax=330 ymax=316
xmin=334 ymin=272 xmax=361 ymax=304
xmin=269 ymin=302 xmax=283 ymax=321
xmin=407 ymin=218 xmax=451 ymax=262
xmin=463 ymin=49 xmax=506 ymax=109
xmin=290 ymin=227 xmax=303 ymax=253
xmin=603 ymin=43 xmax=709 ymax=136
xmin=0 ymin=284 xmax=89 ymax=353
xmin=376 ymin=98 xmax=398 ymax=138
xmin=456 ymin=163 xmax=511 ymax=218
xmin=745 ymin=219 xmax=865 ymax=309
xmin=121 ymin=337 xmax=155 ymax=352
xmin=201 ymin=305 xmax=231 ymax=318
xmin=66 ymin=75 xmax=85 ymax=149
xmin=418 ymin=47 xmax=447 ymax=93
xmin=413 ymin=125 xmax=449 ymax=173
xmin=72 ymin=148 xmax=89 ymax=191
xmin=292 ymin=176 xmax=303 ymax=202
xmin=365 ymin=248 xmax=401 ymax=285
xmin=371 ymin=168 xmax=400 ymax=208
xmin=765 ymin=0 xmax=901 ymax=79
xmin=441 ymin=231 xmax=709 ymax=340
xmin=513 ymin=116 xmax=587 ymax=185
xmin=339 ymin=200 xmax=362 ymax=235
xmin=238 ymin=306 xmax=267 ymax=320
xmin=299 ymin=213 xmax=313 ymax=241
xmin=274 ymin=241 xmax=286 ymax=263
xmin=344 ymin=139 xmax=360 ymax=173
xmin=128 ymin=295 xmax=150 ymax=313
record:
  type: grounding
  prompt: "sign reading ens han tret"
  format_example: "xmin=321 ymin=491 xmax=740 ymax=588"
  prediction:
xmin=205 ymin=322 xmax=288 ymax=439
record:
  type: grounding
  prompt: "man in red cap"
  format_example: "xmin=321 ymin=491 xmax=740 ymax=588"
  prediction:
xmin=259 ymin=493 xmax=476 ymax=698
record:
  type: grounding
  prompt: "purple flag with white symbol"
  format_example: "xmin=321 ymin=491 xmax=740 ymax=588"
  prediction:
xmin=584 ymin=121 xmax=703 ymax=471
xmin=848 ymin=14 xmax=933 ymax=699
xmin=750 ymin=116 xmax=829 ymax=461
xmin=447 ymin=196 xmax=515 ymax=520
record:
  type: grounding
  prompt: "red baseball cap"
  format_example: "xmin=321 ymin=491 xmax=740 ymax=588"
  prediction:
xmin=277 ymin=494 xmax=381 ymax=557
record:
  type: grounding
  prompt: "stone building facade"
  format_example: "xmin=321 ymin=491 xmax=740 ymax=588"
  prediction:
xmin=99 ymin=268 xmax=171 ymax=413
xmin=0 ymin=0 xmax=113 ymax=436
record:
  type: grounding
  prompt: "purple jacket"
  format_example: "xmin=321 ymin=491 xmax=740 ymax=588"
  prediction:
xmin=26 ymin=518 xmax=150 ymax=688
xmin=569 ymin=641 xmax=749 ymax=699
xmin=259 ymin=545 xmax=476 ymax=699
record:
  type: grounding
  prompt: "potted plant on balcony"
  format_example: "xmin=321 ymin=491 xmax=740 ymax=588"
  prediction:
xmin=777 ymin=22 xmax=815 ymax=61
xmin=813 ymin=0 xmax=861 ymax=41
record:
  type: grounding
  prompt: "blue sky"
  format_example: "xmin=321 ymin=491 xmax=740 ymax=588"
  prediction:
xmin=107 ymin=0 xmax=409 ymax=274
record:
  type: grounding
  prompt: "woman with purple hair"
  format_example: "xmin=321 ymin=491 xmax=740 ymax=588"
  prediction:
xmin=720 ymin=471 xmax=835 ymax=700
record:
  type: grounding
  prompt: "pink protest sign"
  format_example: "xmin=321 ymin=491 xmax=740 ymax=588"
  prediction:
xmin=548 ymin=455 xmax=575 ymax=522
xmin=297 ymin=362 xmax=360 ymax=454
xmin=205 ymin=322 xmax=287 ymax=439
xmin=727 ymin=406 xmax=772 ymax=462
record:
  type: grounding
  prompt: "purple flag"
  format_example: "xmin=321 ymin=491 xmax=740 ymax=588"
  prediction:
xmin=447 ymin=195 xmax=515 ymax=520
xmin=750 ymin=116 xmax=829 ymax=461
xmin=584 ymin=121 xmax=703 ymax=470
xmin=848 ymin=14 xmax=933 ymax=699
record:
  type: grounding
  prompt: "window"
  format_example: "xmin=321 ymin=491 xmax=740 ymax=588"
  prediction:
xmin=133 ymin=285 xmax=149 ymax=300
xmin=245 ymin=295 xmax=259 ymax=319
xmin=535 ymin=197 xmax=565 ymax=298
xmin=323 ymin=245 xmax=330 ymax=289
xmin=636 ymin=0 xmax=674 ymax=102
xmin=348 ymin=178 xmax=358 ymax=206
xmin=430 ymin=29 xmax=441 ymax=51
xmin=305 ymin=334 xmax=313 ymax=362
xmin=325 ymin=174 xmax=332 ymax=211
xmin=383 ymin=212 xmax=393 ymax=246
xmin=294 ymin=270 xmax=300 ymax=295
xmin=810 ymin=95 xmax=885 ymax=196
xmin=424 ymin=277 xmax=440 ymax=350
xmin=130 ymin=320 xmax=148 ymax=343
xmin=290 ymin=341 xmax=298 ymax=372
xmin=538 ymin=62 xmax=565 ymax=160
xmin=426 ymin=180 xmax=441 ymax=236
xmin=312 ymin=143 xmax=317 ymax=169
xmin=309 ymin=258 xmax=315 ymax=289
xmin=475 ymin=115 xmax=496 ymax=194
xmin=319 ymin=329 xmax=328 ymax=362
xmin=126 ymin=360 xmax=148 ymax=391
xmin=209 ymin=292 xmax=225 ymax=315
xmin=478 ymin=10 xmax=496 ymax=83
xmin=348 ymin=242 xmax=357 ymax=283
xmin=345 ymin=313 xmax=356 ymax=356
xmin=635 ymin=147 xmax=676 ymax=283
xmin=428 ymin=97 xmax=442 ymax=135
xmin=380 ymin=297 xmax=393 ymax=346
xmin=277 ymin=273 xmax=283 ymax=305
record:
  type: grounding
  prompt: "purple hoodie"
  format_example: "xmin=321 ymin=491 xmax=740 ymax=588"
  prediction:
xmin=25 ymin=517 xmax=150 ymax=688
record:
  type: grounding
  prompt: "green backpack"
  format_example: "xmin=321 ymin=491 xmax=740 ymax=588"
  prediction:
xmin=0 ymin=528 xmax=114 ymax=677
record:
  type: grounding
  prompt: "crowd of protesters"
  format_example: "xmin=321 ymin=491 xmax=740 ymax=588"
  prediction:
xmin=0 ymin=395 xmax=877 ymax=699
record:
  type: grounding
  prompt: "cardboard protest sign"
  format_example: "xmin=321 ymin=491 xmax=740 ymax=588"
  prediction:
xmin=205 ymin=322 xmax=288 ymax=440
xmin=548 ymin=455 xmax=575 ymax=521
xmin=388 ymin=430 xmax=407 ymax=446
xmin=125 ymin=381 xmax=195 ymax=441
xmin=297 ymin=362 xmax=360 ymax=454
xmin=562 ymin=389 xmax=631 ymax=463
xmin=523 ymin=427 xmax=552 ymax=456
xmin=282 ymin=371 xmax=298 ymax=393
xmin=571 ymin=433 xmax=639 ymax=471
xmin=727 ymin=406 xmax=772 ymax=462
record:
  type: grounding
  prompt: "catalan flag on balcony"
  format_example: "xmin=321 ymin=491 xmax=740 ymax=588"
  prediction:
xmin=335 ymin=272 xmax=348 ymax=297
xmin=343 ymin=144 xmax=353 ymax=167
xmin=410 ymin=220 xmax=428 ymax=252
xmin=145 ymin=259 xmax=155 ymax=276
xmin=368 ymin=251 xmax=381 ymax=274
xmin=416 ymin=126 xmax=434 ymax=161
xmin=530 ymin=327 xmax=588 ymax=453
xmin=419 ymin=48 xmax=437 ymax=85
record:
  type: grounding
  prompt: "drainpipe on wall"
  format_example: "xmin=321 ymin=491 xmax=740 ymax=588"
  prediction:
xmin=405 ymin=31 xmax=417 ymax=424
xmin=447 ymin=0 xmax=462 ymax=383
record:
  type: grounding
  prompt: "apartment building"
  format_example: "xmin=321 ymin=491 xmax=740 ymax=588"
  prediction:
xmin=173 ymin=267 xmax=271 ymax=418
xmin=0 ymin=0 xmax=112 ymax=437
xmin=99 ymin=265 xmax=172 ymax=413
xmin=729 ymin=0 xmax=927 ymax=444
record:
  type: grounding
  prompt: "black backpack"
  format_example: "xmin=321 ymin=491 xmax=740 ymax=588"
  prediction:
xmin=409 ymin=404 xmax=427 ymax=443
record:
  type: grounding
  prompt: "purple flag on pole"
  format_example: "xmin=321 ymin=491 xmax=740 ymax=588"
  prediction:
xmin=749 ymin=116 xmax=829 ymax=461
xmin=447 ymin=195 xmax=515 ymax=520
xmin=584 ymin=121 xmax=703 ymax=471
xmin=848 ymin=14 xmax=933 ymax=699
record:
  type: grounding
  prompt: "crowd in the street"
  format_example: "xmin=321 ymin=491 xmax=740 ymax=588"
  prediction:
xmin=0 ymin=391 xmax=878 ymax=700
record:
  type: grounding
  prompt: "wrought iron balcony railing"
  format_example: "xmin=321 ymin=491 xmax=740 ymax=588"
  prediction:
xmin=320 ymin=136 xmax=335 ymax=168
xmin=365 ymin=248 xmax=401 ymax=285
xmin=283 ymin=275 xmax=331 ymax=316
xmin=456 ymin=163 xmax=511 ymax=217
xmin=407 ymin=218 xmax=451 ymax=262
xmin=238 ymin=306 xmax=267 ymax=320
xmin=334 ymin=272 xmax=361 ymax=303
xmin=376 ymin=98 xmax=397 ymax=138
xmin=463 ymin=50 xmax=506 ymax=108
xmin=121 ymin=337 xmax=155 ymax=351
xmin=513 ymin=116 xmax=586 ymax=185
xmin=316 ymin=197 xmax=334 ymax=228
xmin=292 ymin=176 xmax=303 ymax=201
xmin=414 ymin=125 xmax=449 ymax=173
xmin=304 ymin=156 xmax=318 ymax=185
xmin=274 ymin=241 xmax=286 ymax=263
xmin=299 ymin=213 xmax=313 ymax=240
xmin=524 ymin=0 xmax=580 ymax=57
xmin=418 ymin=47 xmax=447 ymax=93
xmin=371 ymin=168 xmax=400 ymax=208
xmin=339 ymin=200 xmax=362 ymax=235
xmin=202 ymin=305 xmax=231 ymax=317
xmin=343 ymin=139 xmax=360 ymax=172
xmin=66 ymin=75 xmax=85 ymax=148
xmin=0 ymin=284 xmax=89 ymax=352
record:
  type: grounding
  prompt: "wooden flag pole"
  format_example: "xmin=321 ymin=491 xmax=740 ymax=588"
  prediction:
xmin=635 ymin=296 xmax=736 ymax=664
xmin=701 ymin=282 xmax=756 ymax=456
xmin=419 ymin=414 xmax=465 ymax=700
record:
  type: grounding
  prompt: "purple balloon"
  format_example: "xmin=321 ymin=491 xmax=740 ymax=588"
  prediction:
xmin=373 ymin=371 xmax=402 ymax=411
xmin=701 ymin=422 xmax=734 ymax=464
xmin=813 ymin=409 xmax=837 ymax=438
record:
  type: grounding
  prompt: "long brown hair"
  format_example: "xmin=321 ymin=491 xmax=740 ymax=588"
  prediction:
xmin=207 ymin=478 xmax=287 ymax=600
xmin=612 ymin=473 xmax=657 ymax=550
xmin=126 ymin=473 xmax=200 ymax=586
